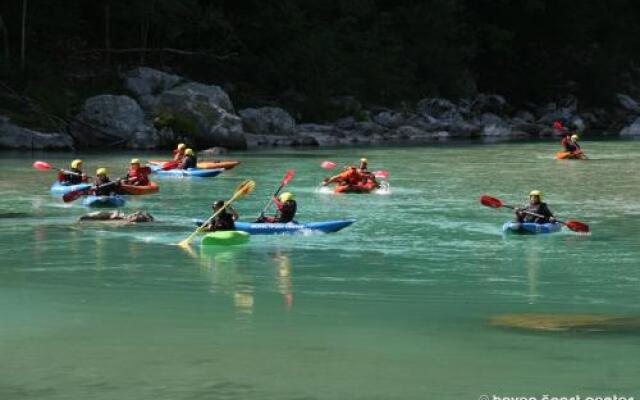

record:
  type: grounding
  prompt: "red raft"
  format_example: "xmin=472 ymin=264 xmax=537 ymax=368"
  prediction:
xmin=333 ymin=181 xmax=379 ymax=193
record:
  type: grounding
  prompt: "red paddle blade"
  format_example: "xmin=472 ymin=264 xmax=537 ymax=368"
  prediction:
xmin=480 ymin=195 xmax=503 ymax=208
xmin=161 ymin=160 xmax=179 ymax=170
xmin=564 ymin=220 xmax=590 ymax=233
xmin=33 ymin=161 xmax=52 ymax=170
xmin=321 ymin=161 xmax=337 ymax=169
xmin=62 ymin=189 xmax=87 ymax=203
xmin=373 ymin=170 xmax=389 ymax=179
xmin=281 ymin=169 xmax=295 ymax=186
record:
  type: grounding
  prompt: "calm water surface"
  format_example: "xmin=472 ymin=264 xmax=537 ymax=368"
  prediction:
xmin=1 ymin=141 xmax=639 ymax=399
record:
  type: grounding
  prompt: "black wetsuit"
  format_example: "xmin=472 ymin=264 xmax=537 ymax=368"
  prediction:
xmin=275 ymin=200 xmax=297 ymax=223
xmin=207 ymin=211 xmax=235 ymax=231
xmin=94 ymin=177 xmax=117 ymax=196
xmin=60 ymin=168 xmax=84 ymax=185
xmin=517 ymin=202 xmax=554 ymax=224
xmin=180 ymin=155 xmax=197 ymax=169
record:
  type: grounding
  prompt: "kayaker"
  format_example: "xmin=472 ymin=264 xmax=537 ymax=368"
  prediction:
xmin=560 ymin=132 xmax=573 ymax=152
xmin=79 ymin=210 xmax=154 ymax=223
xmin=173 ymin=143 xmax=187 ymax=161
xmin=201 ymin=200 xmax=238 ymax=231
xmin=93 ymin=168 xmax=118 ymax=196
xmin=323 ymin=166 xmax=362 ymax=188
xmin=179 ymin=148 xmax=197 ymax=169
xmin=58 ymin=159 xmax=88 ymax=185
xmin=357 ymin=158 xmax=380 ymax=189
xmin=123 ymin=158 xmax=151 ymax=186
xmin=515 ymin=190 xmax=556 ymax=224
xmin=569 ymin=134 xmax=581 ymax=152
xmin=257 ymin=192 xmax=297 ymax=223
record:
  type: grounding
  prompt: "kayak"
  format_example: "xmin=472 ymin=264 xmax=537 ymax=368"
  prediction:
xmin=502 ymin=221 xmax=562 ymax=234
xmin=201 ymin=231 xmax=250 ymax=246
xmin=49 ymin=182 xmax=92 ymax=196
xmin=118 ymin=181 xmax=159 ymax=195
xmin=148 ymin=159 xmax=240 ymax=170
xmin=555 ymin=151 xmax=586 ymax=160
xmin=81 ymin=195 xmax=126 ymax=208
xmin=149 ymin=165 xmax=224 ymax=178
xmin=194 ymin=219 xmax=355 ymax=235
xmin=334 ymin=181 xmax=380 ymax=194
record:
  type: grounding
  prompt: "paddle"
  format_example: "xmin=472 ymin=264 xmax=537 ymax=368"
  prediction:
xmin=257 ymin=170 xmax=295 ymax=219
xmin=177 ymin=179 xmax=256 ymax=248
xmin=479 ymin=195 xmax=589 ymax=233
xmin=33 ymin=160 xmax=84 ymax=176
xmin=321 ymin=160 xmax=389 ymax=179
xmin=321 ymin=161 xmax=337 ymax=169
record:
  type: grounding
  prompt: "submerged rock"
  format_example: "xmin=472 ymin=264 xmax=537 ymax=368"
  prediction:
xmin=0 ymin=117 xmax=73 ymax=150
xmin=491 ymin=313 xmax=640 ymax=333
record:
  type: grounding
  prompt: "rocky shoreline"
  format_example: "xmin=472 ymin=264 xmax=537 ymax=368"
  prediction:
xmin=2 ymin=67 xmax=640 ymax=151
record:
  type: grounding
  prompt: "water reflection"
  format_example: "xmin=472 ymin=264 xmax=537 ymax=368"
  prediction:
xmin=273 ymin=251 xmax=293 ymax=309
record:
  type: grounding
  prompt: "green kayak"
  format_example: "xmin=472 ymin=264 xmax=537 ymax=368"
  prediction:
xmin=200 ymin=230 xmax=250 ymax=246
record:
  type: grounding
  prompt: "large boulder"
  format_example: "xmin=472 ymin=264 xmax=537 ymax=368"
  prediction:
xmin=470 ymin=94 xmax=507 ymax=115
xmin=616 ymin=94 xmax=640 ymax=114
xmin=70 ymin=95 xmax=161 ymax=149
xmin=123 ymin=67 xmax=183 ymax=110
xmin=372 ymin=110 xmax=406 ymax=129
xmin=156 ymin=83 xmax=245 ymax=149
xmin=238 ymin=107 xmax=296 ymax=136
xmin=620 ymin=117 xmax=640 ymax=137
xmin=416 ymin=98 xmax=463 ymax=122
xmin=0 ymin=117 xmax=73 ymax=150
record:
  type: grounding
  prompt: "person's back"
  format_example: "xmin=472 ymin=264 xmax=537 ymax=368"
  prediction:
xmin=202 ymin=200 xmax=238 ymax=231
xmin=179 ymin=149 xmax=197 ymax=169
xmin=93 ymin=168 xmax=116 ymax=196
xmin=276 ymin=199 xmax=297 ymax=223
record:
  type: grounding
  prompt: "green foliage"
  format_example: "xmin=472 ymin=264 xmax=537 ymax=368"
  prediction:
xmin=153 ymin=110 xmax=197 ymax=136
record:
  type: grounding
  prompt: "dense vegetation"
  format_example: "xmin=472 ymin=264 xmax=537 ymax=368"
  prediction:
xmin=2 ymin=0 xmax=640 ymax=124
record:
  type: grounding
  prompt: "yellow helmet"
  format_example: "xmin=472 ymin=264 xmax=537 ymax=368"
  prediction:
xmin=529 ymin=190 xmax=542 ymax=198
xmin=177 ymin=143 xmax=186 ymax=150
xmin=71 ymin=159 xmax=83 ymax=169
xmin=185 ymin=148 xmax=194 ymax=156
xmin=96 ymin=167 xmax=108 ymax=176
xmin=360 ymin=157 xmax=368 ymax=163
xmin=279 ymin=192 xmax=295 ymax=202
xmin=571 ymin=134 xmax=579 ymax=141
xmin=130 ymin=158 xmax=140 ymax=165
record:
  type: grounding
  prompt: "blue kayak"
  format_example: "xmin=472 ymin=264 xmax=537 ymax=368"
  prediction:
xmin=81 ymin=195 xmax=126 ymax=208
xmin=502 ymin=221 xmax=562 ymax=234
xmin=50 ymin=182 xmax=92 ymax=196
xmin=149 ymin=165 xmax=223 ymax=178
xmin=193 ymin=219 xmax=355 ymax=235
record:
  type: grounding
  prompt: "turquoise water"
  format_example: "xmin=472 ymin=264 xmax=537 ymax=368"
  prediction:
xmin=1 ymin=141 xmax=639 ymax=399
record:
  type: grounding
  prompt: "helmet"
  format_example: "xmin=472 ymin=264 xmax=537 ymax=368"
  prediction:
xmin=185 ymin=148 xmax=194 ymax=156
xmin=360 ymin=158 xmax=368 ymax=163
xmin=130 ymin=158 xmax=140 ymax=165
xmin=279 ymin=192 xmax=295 ymax=202
xmin=177 ymin=143 xmax=186 ymax=150
xmin=71 ymin=159 xmax=83 ymax=169
xmin=571 ymin=134 xmax=579 ymax=141
xmin=96 ymin=167 xmax=108 ymax=176
xmin=529 ymin=190 xmax=542 ymax=198
xmin=212 ymin=200 xmax=225 ymax=209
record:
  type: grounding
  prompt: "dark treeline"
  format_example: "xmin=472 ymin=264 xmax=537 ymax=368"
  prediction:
xmin=1 ymin=0 xmax=640 ymax=121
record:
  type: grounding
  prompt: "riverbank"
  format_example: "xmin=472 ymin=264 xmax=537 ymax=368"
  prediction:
xmin=3 ymin=67 xmax=640 ymax=152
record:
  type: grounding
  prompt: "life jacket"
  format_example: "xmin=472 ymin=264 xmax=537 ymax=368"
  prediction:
xmin=276 ymin=200 xmax=297 ymax=223
xmin=94 ymin=176 xmax=116 ymax=196
xmin=212 ymin=211 xmax=235 ymax=230
xmin=126 ymin=166 xmax=151 ymax=185
xmin=520 ymin=202 xmax=554 ymax=223
xmin=60 ymin=168 xmax=84 ymax=185
xmin=180 ymin=155 xmax=197 ymax=169
xmin=336 ymin=167 xmax=361 ymax=185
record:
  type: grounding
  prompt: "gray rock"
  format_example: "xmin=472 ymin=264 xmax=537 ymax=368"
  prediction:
xmin=70 ymin=95 xmax=160 ymax=148
xmin=334 ymin=116 xmax=356 ymax=130
xmin=0 ymin=118 xmax=73 ymax=150
xmin=620 ymin=117 xmax=640 ymax=136
xmin=329 ymin=96 xmax=362 ymax=115
xmin=511 ymin=122 xmax=542 ymax=135
xmin=514 ymin=110 xmax=535 ymax=123
xmin=352 ymin=121 xmax=388 ymax=137
xmin=239 ymin=107 xmax=296 ymax=136
xmin=123 ymin=67 xmax=183 ymax=110
xmin=157 ymin=83 xmax=245 ymax=148
xmin=616 ymin=94 xmax=640 ymax=114
xmin=372 ymin=110 xmax=405 ymax=129
xmin=471 ymin=94 xmax=507 ymax=115
xmin=199 ymin=147 xmax=229 ymax=155
xmin=416 ymin=98 xmax=463 ymax=122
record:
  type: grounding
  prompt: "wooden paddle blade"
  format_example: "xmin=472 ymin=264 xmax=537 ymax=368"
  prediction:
xmin=321 ymin=161 xmax=337 ymax=169
xmin=33 ymin=161 xmax=52 ymax=170
xmin=564 ymin=220 xmax=590 ymax=233
xmin=281 ymin=170 xmax=295 ymax=186
xmin=236 ymin=180 xmax=256 ymax=197
xmin=480 ymin=195 xmax=503 ymax=208
xmin=62 ymin=189 xmax=87 ymax=203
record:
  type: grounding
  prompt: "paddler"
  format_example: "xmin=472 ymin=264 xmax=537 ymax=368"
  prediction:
xmin=173 ymin=143 xmax=187 ymax=161
xmin=178 ymin=148 xmax=197 ymax=169
xmin=569 ymin=134 xmax=581 ymax=153
xmin=357 ymin=157 xmax=380 ymax=188
xmin=323 ymin=166 xmax=362 ymax=188
xmin=58 ymin=159 xmax=88 ymax=185
xmin=201 ymin=200 xmax=238 ymax=231
xmin=123 ymin=158 xmax=151 ymax=186
xmin=514 ymin=190 xmax=556 ymax=224
xmin=92 ymin=168 xmax=118 ymax=196
xmin=257 ymin=192 xmax=297 ymax=223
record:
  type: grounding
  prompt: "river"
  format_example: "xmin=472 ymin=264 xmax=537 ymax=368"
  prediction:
xmin=1 ymin=140 xmax=639 ymax=399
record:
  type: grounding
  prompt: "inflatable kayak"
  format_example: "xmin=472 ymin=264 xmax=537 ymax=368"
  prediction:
xmin=194 ymin=219 xmax=355 ymax=235
xmin=118 ymin=181 xmax=159 ymax=195
xmin=502 ymin=221 xmax=562 ymax=234
xmin=81 ymin=195 xmax=126 ymax=208
xmin=149 ymin=165 xmax=224 ymax=178
xmin=333 ymin=181 xmax=384 ymax=194
xmin=201 ymin=231 xmax=250 ymax=246
xmin=148 ymin=160 xmax=240 ymax=170
xmin=49 ymin=182 xmax=92 ymax=196
xmin=555 ymin=151 xmax=586 ymax=160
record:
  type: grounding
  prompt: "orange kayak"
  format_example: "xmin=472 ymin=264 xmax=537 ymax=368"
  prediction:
xmin=555 ymin=151 xmax=586 ymax=160
xmin=334 ymin=181 xmax=379 ymax=193
xmin=147 ymin=160 xmax=240 ymax=170
xmin=119 ymin=181 xmax=159 ymax=195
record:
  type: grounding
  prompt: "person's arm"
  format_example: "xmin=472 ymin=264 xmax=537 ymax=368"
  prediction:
xmin=271 ymin=196 xmax=284 ymax=211
xmin=541 ymin=204 xmax=555 ymax=221
xmin=227 ymin=206 xmax=239 ymax=221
